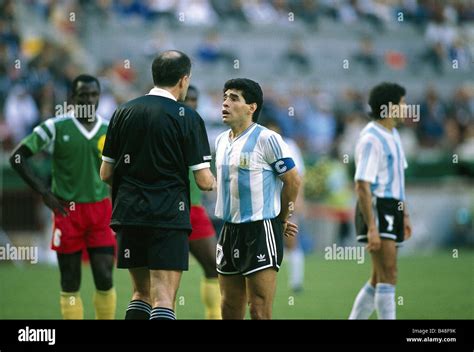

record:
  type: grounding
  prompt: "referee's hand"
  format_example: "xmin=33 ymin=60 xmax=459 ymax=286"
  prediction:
xmin=283 ymin=220 xmax=298 ymax=238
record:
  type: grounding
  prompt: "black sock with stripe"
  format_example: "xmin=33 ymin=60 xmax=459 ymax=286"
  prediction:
xmin=150 ymin=307 xmax=176 ymax=320
xmin=125 ymin=300 xmax=152 ymax=320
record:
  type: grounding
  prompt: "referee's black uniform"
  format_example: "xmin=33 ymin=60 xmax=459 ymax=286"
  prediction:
xmin=102 ymin=88 xmax=211 ymax=270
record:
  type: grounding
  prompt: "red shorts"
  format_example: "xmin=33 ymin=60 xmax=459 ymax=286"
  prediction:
xmin=51 ymin=198 xmax=116 ymax=254
xmin=189 ymin=205 xmax=216 ymax=241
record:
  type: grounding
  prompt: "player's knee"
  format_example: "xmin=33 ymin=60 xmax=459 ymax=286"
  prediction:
xmin=61 ymin=272 xmax=81 ymax=292
xmin=221 ymin=298 xmax=245 ymax=319
xmin=94 ymin=270 xmax=113 ymax=291
xmin=202 ymin=261 xmax=218 ymax=279
xmin=221 ymin=296 xmax=242 ymax=310
xmin=249 ymin=303 xmax=270 ymax=320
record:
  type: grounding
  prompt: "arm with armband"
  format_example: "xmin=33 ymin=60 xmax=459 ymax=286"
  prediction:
xmin=271 ymin=157 xmax=301 ymax=237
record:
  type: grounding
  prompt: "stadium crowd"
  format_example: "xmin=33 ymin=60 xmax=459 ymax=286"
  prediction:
xmin=1 ymin=0 xmax=473 ymax=162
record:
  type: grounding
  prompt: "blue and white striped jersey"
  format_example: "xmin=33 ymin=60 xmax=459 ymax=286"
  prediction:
xmin=354 ymin=121 xmax=408 ymax=201
xmin=215 ymin=123 xmax=295 ymax=223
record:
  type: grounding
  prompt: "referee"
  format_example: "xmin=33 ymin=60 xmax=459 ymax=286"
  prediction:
xmin=100 ymin=50 xmax=216 ymax=320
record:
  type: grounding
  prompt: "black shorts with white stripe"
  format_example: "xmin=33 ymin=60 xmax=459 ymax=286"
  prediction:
xmin=216 ymin=218 xmax=284 ymax=276
xmin=355 ymin=197 xmax=405 ymax=243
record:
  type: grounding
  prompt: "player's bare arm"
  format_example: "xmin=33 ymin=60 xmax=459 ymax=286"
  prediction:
xmin=402 ymin=202 xmax=412 ymax=240
xmin=278 ymin=168 xmax=301 ymax=237
xmin=100 ymin=160 xmax=114 ymax=186
xmin=355 ymin=180 xmax=381 ymax=252
xmin=193 ymin=168 xmax=216 ymax=191
xmin=9 ymin=144 xmax=68 ymax=216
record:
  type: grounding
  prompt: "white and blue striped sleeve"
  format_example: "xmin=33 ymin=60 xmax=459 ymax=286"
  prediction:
xmin=354 ymin=137 xmax=381 ymax=183
xmin=263 ymin=132 xmax=295 ymax=175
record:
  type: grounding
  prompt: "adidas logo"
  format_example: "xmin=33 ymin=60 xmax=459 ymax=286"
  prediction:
xmin=257 ymin=254 xmax=266 ymax=262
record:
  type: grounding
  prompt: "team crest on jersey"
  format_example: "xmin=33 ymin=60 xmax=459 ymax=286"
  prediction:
xmin=239 ymin=152 xmax=251 ymax=168
xmin=97 ymin=135 xmax=106 ymax=157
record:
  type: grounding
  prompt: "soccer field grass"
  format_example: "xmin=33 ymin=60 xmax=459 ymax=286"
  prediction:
xmin=0 ymin=249 xmax=472 ymax=319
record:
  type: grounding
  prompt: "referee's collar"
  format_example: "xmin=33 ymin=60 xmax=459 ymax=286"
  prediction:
xmin=147 ymin=87 xmax=177 ymax=101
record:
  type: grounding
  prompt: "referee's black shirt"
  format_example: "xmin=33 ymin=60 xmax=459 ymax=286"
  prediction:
xmin=102 ymin=88 xmax=212 ymax=231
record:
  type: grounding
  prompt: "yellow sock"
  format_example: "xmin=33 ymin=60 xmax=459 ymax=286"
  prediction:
xmin=93 ymin=288 xmax=116 ymax=320
xmin=201 ymin=278 xmax=221 ymax=319
xmin=60 ymin=291 xmax=83 ymax=320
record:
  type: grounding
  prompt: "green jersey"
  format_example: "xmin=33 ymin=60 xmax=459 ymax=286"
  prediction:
xmin=21 ymin=114 xmax=109 ymax=203
xmin=189 ymin=169 xmax=202 ymax=206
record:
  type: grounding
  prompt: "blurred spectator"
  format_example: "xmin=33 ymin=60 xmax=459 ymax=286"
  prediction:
xmin=352 ymin=36 xmax=379 ymax=73
xmin=211 ymin=0 xmax=248 ymax=25
xmin=292 ymin=0 xmax=319 ymax=28
xmin=177 ymin=0 xmax=218 ymax=26
xmin=0 ymin=0 xmax=15 ymax=22
xmin=113 ymin=0 xmax=150 ymax=19
xmin=96 ymin=78 xmax=118 ymax=121
xmin=242 ymin=0 xmax=278 ymax=25
xmin=420 ymin=11 xmax=458 ymax=74
xmin=0 ymin=16 xmax=20 ymax=57
xmin=455 ymin=0 xmax=474 ymax=24
xmin=443 ymin=118 xmax=462 ymax=153
xmin=147 ymin=0 xmax=178 ymax=25
xmin=397 ymin=0 xmax=429 ymax=31
xmin=417 ymin=87 xmax=446 ymax=148
xmin=302 ymin=92 xmax=336 ymax=156
xmin=456 ymin=125 xmax=474 ymax=161
xmin=143 ymin=31 xmax=176 ymax=58
xmin=196 ymin=30 xmax=235 ymax=66
xmin=0 ymin=42 xmax=13 ymax=113
xmin=448 ymin=85 xmax=474 ymax=133
xmin=449 ymin=36 xmax=472 ymax=71
xmin=4 ymin=84 xmax=39 ymax=145
xmin=281 ymin=36 xmax=311 ymax=73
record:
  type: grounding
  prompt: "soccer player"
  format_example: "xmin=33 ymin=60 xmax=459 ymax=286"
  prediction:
xmin=100 ymin=51 xmax=215 ymax=320
xmin=183 ymin=85 xmax=221 ymax=319
xmin=9 ymin=74 xmax=117 ymax=319
xmin=215 ymin=78 xmax=301 ymax=319
xmin=349 ymin=82 xmax=412 ymax=320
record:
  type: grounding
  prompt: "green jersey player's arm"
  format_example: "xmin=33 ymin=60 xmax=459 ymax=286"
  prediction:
xmin=9 ymin=143 xmax=68 ymax=216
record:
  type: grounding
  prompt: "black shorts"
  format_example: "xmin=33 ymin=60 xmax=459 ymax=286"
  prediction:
xmin=355 ymin=197 xmax=405 ymax=243
xmin=116 ymin=226 xmax=189 ymax=270
xmin=216 ymin=218 xmax=284 ymax=276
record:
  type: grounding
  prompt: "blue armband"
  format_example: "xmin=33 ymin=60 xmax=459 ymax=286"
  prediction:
xmin=270 ymin=158 xmax=295 ymax=175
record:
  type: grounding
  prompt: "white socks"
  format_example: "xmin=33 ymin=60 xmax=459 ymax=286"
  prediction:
xmin=374 ymin=283 xmax=396 ymax=319
xmin=287 ymin=247 xmax=304 ymax=291
xmin=349 ymin=282 xmax=375 ymax=319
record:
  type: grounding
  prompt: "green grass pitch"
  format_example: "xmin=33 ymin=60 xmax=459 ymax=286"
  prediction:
xmin=0 ymin=250 xmax=472 ymax=319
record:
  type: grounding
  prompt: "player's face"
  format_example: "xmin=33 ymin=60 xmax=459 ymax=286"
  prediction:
xmin=72 ymin=81 xmax=100 ymax=119
xmin=222 ymin=89 xmax=254 ymax=126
